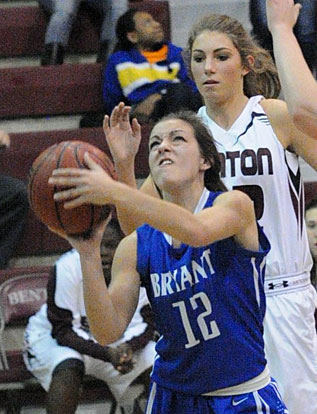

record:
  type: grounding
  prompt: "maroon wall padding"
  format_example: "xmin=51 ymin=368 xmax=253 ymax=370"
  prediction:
xmin=0 ymin=1 xmax=170 ymax=58
xmin=17 ymin=210 xmax=71 ymax=256
xmin=0 ymin=63 xmax=104 ymax=119
xmin=0 ymin=126 xmax=150 ymax=256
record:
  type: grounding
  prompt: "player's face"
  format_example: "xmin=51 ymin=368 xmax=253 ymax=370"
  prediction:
xmin=100 ymin=226 xmax=121 ymax=284
xmin=190 ymin=30 xmax=249 ymax=104
xmin=306 ymin=207 xmax=317 ymax=261
xmin=132 ymin=12 xmax=164 ymax=48
xmin=149 ymin=119 xmax=208 ymax=193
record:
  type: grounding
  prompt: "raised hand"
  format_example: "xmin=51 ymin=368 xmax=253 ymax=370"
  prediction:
xmin=266 ymin=0 xmax=301 ymax=34
xmin=103 ymin=102 xmax=142 ymax=167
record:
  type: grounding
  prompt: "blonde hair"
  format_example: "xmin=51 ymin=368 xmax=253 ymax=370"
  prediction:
xmin=183 ymin=14 xmax=281 ymax=99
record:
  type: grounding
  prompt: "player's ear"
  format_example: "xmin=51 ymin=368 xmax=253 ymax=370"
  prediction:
xmin=242 ymin=55 xmax=255 ymax=76
xmin=200 ymin=156 xmax=211 ymax=172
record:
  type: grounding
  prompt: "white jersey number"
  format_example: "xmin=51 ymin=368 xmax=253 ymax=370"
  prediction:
xmin=173 ymin=292 xmax=220 ymax=349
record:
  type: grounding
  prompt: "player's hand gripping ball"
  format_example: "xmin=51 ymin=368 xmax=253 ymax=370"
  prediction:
xmin=28 ymin=140 xmax=116 ymax=237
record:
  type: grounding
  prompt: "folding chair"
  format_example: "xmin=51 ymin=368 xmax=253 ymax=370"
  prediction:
xmin=0 ymin=266 xmax=51 ymax=413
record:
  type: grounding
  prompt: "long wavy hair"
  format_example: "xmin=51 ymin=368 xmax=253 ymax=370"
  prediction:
xmin=183 ymin=14 xmax=281 ymax=99
xmin=150 ymin=110 xmax=227 ymax=194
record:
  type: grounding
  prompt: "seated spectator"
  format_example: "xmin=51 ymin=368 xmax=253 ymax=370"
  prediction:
xmin=0 ymin=130 xmax=29 ymax=269
xmin=250 ymin=0 xmax=316 ymax=72
xmin=23 ymin=218 xmax=156 ymax=414
xmin=39 ymin=0 xmax=128 ymax=65
xmin=102 ymin=8 xmax=202 ymax=123
xmin=305 ymin=198 xmax=317 ymax=290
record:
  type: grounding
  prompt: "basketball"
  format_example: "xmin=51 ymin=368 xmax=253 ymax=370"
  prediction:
xmin=28 ymin=140 xmax=117 ymax=237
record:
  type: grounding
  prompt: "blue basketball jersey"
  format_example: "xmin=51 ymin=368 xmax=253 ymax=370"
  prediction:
xmin=137 ymin=190 xmax=270 ymax=395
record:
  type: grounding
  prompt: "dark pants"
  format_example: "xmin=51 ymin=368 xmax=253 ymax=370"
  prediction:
xmin=0 ymin=175 xmax=29 ymax=268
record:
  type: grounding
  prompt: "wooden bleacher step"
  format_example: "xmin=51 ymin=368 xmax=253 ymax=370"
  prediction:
xmin=0 ymin=63 xmax=104 ymax=119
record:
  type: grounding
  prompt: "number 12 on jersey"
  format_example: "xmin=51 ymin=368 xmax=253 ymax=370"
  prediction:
xmin=173 ymin=291 xmax=220 ymax=349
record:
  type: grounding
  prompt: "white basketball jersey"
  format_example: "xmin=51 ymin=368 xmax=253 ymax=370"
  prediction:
xmin=198 ymin=96 xmax=313 ymax=284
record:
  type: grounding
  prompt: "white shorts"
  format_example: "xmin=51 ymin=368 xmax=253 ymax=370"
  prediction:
xmin=23 ymin=327 xmax=156 ymax=402
xmin=263 ymin=284 xmax=317 ymax=414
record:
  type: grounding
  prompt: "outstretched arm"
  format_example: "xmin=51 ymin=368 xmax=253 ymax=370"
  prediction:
xmin=266 ymin=0 xmax=317 ymax=135
xmin=50 ymin=158 xmax=258 ymax=250
xmin=60 ymin=220 xmax=141 ymax=346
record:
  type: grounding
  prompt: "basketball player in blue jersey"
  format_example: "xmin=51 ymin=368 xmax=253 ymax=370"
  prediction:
xmin=88 ymin=11 xmax=317 ymax=413
xmin=49 ymin=110 xmax=288 ymax=413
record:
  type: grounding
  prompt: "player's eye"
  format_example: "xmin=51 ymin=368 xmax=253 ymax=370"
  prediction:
xmin=307 ymin=222 xmax=317 ymax=229
xmin=216 ymin=54 xmax=229 ymax=61
xmin=192 ymin=55 xmax=204 ymax=63
xmin=173 ymin=136 xmax=185 ymax=142
xmin=149 ymin=141 xmax=160 ymax=150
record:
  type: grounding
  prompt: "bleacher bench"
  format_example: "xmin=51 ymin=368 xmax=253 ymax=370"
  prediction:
xmin=0 ymin=63 xmax=104 ymax=119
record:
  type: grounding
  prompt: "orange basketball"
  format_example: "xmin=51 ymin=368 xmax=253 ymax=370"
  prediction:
xmin=28 ymin=140 xmax=116 ymax=236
